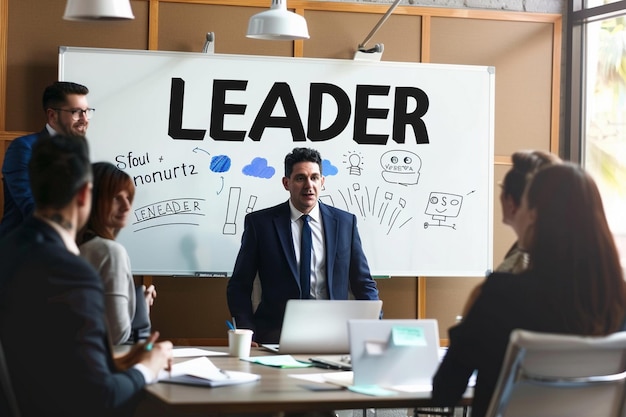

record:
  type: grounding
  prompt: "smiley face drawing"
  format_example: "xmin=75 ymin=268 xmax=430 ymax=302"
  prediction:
xmin=424 ymin=192 xmax=463 ymax=229
xmin=380 ymin=150 xmax=421 ymax=186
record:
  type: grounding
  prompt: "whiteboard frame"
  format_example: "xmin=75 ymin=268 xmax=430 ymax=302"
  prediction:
xmin=59 ymin=46 xmax=494 ymax=277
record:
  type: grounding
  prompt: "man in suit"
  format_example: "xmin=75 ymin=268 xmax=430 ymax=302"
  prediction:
xmin=227 ymin=147 xmax=379 ymax=344
xmin=0 ymin=135 xmax=172 ymax=417
xmin=0 ymin=81 xmax=91 ymax=237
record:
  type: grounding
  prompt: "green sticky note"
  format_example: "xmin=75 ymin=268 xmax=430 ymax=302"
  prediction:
xmin=348 ymin=385 xmax=398 ymax=397
xmin=391 ymin=326 xmax=426 ymax=346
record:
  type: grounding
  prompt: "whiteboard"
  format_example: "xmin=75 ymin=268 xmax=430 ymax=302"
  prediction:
xmin=59 ymin=47 xmax=494 ymax=277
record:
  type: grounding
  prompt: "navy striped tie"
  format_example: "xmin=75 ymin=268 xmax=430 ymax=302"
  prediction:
xmin=299 ymin=214 xmax=311 ymax=299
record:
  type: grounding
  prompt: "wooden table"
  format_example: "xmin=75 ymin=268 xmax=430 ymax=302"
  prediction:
xmin=141 ymin=347 xmax=471 ymax=416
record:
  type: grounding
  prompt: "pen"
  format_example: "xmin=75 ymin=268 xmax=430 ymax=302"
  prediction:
xmin=226 ymin=320 xmax=235 ymax=331
xmin=311 ymin=362 xmax=333 ymax=370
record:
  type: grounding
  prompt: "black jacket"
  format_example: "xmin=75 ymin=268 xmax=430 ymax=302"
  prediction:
xmin=0 ymin=217 xmax=145 ymax=417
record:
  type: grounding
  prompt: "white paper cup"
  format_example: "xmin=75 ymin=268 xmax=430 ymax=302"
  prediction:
xmin=228 ymin=329 xmax=254 ymax=358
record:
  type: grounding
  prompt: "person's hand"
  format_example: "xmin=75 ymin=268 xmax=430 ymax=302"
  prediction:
xmin=114 ymin=331 xmax=172 ymax=377
xmin=144 ymin=284 xmax=157 ymax=307
xmin=251 ymin=340 xmax=259 ymax=348
xmin=137 ymin=331 xmax=173 ymax=380
xmin=115 ymin=331 xmax=160 ymax=371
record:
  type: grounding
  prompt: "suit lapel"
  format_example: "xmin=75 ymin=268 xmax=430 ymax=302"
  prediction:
xmin=320 ymin=203 xmax=338 ymax=284
xmin=273 ymin=202 xmax=299 ymax=281
xmin=39 ymin=127 xmax=51 ymax=139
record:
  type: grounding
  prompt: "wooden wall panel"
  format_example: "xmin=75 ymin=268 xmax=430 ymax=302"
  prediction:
xmin=158 ymin=3 xmax=293 ymax=56
xmin=150 ymin=277 xmax=230 ymax=339
xmin=149 ymin=275 xmax=419 ymax=339
xmin=429 ymin=18 xmax=555 ymax=157
xmin=6 ymin=0 xmax=149 ymax=132
xmin=424 ymin=276 xmax=482 ymax=344
xmin=303 ymin=11 xmax=421 ymax=62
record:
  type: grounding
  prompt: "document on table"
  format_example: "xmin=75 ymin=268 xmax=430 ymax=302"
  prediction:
xmin=242 ymin=355 xmax=313 ymax=368
xmin=173 ymin=347 xmax=228 ymax=357
xmin=159 ymin=357 xmax=260 ymax=387
xmin=289 ymin=372 xmax=457 ymax=397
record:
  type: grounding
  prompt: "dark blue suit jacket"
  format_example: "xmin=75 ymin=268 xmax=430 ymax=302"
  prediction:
xmin=0 ymin=217 xmax=145 ymax=417
xmin=0 ymin=129 xmax=48 ymax=237
xmin=226 ymin=201 xmax=379 ymax=343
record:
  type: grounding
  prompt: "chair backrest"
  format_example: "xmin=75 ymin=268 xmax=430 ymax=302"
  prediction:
xmin=131 ymin=284 xmax=151 ymax=343
xmin=485 ymin=329 xmax=626 ymax=417
xmin=0 ymin=338 xmax=21 ymax=417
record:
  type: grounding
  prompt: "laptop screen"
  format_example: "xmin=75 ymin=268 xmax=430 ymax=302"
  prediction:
xmin=269 ymin=299 xmax=383 ymax=354
xmin=348 ymin=319 xmax=440 ymax=387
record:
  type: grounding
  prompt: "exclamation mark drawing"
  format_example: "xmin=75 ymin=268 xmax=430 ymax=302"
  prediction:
xmin=223 ymin=187 xmax=241 ymax=235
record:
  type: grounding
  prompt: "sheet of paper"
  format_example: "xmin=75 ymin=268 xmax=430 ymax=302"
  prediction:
xmin=389 ymin=384 xmax=433 ymax=393
xmin=321 ymin=371 xmax=354 ymax=387
xmin=288 ymin=373 xmax=329 ymax=384
xmin=290 ymin=372 xmax=445 ymax=395
xmin=173 ymin=348 xmax=228 ymax=358
xmin=158 ymin=357 xmax=260 ymax=387
xmin=289 ymin=371 xmax=353 ymax=387
xmin=242 ymin=355 xmax=313 ymax=368
xmin=348 ymin=385 xmax=399 ymax=397
xmin=159 ymin=357 xmax=225 ymax=380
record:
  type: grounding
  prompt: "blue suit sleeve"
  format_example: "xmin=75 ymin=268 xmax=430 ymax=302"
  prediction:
xmin=2 ymin=135 xmax=36 ymax=216
xmin=227 ymin=213 xmax=258 ymax=331
xmin=347 ymin=213 xmax=379 ymax=300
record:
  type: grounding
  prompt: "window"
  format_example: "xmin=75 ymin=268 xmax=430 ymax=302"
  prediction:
xmin=568 ymin=1 xmax=626 ymax=268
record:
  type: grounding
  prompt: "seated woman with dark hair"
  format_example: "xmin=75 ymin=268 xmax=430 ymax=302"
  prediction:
xmin=78 ymin=162 xmax=157 ymax=345
xmin=460 ymin=150 xmax=561 ymax=317
xmin=432 ymin=162 xmax=626 ymax=417
xmin=495 ymin=150 xmax=561 ymax=273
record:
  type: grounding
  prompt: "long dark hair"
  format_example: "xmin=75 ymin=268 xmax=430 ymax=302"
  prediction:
xmin=525 ymin=163 xmax=626 ymax=334
xmin=78 ymin=162 xmax=134 ymax=243
xmin=502 ymin=150 xmax=561 ymax=205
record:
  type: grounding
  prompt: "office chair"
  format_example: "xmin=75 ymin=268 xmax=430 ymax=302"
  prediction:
xmin=131 ymin=285 xmax=151 ymax=343
xmin=485 ymin=329 xmax=626 ymax=417
xmin=0 ymin=337 xmax=21 ymax=417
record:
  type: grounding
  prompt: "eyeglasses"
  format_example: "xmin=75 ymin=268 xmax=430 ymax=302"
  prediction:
xmin=52 ymin=107 xmax=95 ymax=120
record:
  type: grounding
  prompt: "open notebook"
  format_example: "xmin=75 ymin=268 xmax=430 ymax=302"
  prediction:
xmin=159 ymin=357 xmax=260 ymax=387
xmin=262 ymin=299 xmax=383 ymax=354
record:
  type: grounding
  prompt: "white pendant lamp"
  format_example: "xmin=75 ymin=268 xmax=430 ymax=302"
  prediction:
xmin=63 ymin=0 xmax=135 ymax=21
xmin=246 ymin=0 xmax=309 ymax=41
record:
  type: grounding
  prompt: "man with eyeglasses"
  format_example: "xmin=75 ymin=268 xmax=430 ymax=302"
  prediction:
xmin=0 ymin=81 xmax=93 ymax=237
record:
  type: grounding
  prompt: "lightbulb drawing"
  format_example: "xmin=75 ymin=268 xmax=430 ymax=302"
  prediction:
xmin=344 ymin=151 xmax=364 ymax=176
xmin=348 ymin=153 xmax=362 ymax=175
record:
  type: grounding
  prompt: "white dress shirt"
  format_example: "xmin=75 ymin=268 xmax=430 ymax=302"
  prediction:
xmin=288 ymin=201 xmax=328 ymax=299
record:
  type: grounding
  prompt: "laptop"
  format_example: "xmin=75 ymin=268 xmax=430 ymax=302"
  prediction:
xmin=262 ymin=299 xmax=383 ymax=354
xmin=348 ymin=319 xmax=440 ymax=387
